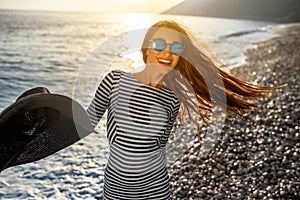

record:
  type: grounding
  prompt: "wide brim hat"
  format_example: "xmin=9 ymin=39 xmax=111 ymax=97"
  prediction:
xmin=0 ymin=87 xmax=94 ymax=172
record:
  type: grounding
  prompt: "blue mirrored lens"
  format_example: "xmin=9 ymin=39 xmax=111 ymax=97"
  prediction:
xmin=152 ymin=39 xmax=184 ymax=55
xmin=152 ymin=39 xmax=166 ymax=51
xmin=171 ymin=43 xmax=184 ymax=55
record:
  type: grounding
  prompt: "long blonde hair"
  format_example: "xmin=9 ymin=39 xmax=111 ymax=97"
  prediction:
xmin=141 ymin=20 xmax=285 ymax=137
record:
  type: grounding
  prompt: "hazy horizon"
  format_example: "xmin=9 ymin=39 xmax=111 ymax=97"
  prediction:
xmin=0 ymin=0 xmax=185 ymax=13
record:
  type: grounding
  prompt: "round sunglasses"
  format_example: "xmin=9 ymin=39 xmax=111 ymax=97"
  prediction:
xmin=150 ymin=39 xmax=185 ymax=56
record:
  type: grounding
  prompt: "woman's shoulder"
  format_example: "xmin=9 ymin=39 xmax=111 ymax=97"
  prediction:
xmin=104 ymin=69 xmax=128 ymax=80
xmin=107 ymin=69 xmax=129 ymax=77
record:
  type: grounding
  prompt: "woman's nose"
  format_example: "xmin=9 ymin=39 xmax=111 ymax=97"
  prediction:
xmin=165 ymin=44 xmax=172 ymax=52
xmin=161 ymin=49 xmax=172 ymax=57
xmin=162 ymin=44 xmax=172 ymax=54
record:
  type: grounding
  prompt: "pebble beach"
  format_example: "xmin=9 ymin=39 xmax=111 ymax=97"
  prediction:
xmin=167 ymin=24 xmax=300 ymax=199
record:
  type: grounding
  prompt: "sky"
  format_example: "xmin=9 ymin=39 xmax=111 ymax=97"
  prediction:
xmin=0 ymin=0 xmax=186 ymax=13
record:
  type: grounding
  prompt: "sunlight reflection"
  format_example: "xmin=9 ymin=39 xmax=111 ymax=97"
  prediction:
xmin=122 ymin=49 xmax=145 ymax=72
xmin=119 ymin=13 xmax=154 ymax=72
xmin=125 ymin=12 xmax=153 ymax=30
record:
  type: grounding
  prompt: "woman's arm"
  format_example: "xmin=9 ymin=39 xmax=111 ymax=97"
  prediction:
xmin=161 ymin=99 xmax=180 ymax=144
xmin=168 ymin=100 xmax=180 ymax=132
xmin=87 ymin=71 xmax=114 ymax=128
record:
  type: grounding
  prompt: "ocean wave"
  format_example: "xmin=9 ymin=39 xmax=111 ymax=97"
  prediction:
xmin=220 ymin=29 xmax=265 ymax=39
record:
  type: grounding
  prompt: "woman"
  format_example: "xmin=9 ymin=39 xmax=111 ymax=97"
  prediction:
xmin=87 ymin=20 xmax=282 ymax=199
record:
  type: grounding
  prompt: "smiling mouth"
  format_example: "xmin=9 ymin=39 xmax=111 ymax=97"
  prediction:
xmin=158 ymin=59 xmax=171 ymax=66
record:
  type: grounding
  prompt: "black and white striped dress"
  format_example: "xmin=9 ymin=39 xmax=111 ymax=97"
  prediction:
xmin=87 ymin=70 xmax=180 ymax=200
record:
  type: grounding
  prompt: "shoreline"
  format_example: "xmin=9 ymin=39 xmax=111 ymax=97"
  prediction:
xmin=167 ymin=23 xmax=300 ymax=199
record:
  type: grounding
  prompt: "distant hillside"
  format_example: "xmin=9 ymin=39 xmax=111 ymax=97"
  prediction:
xmin=163 ymin=0 xmax=300 ymax=22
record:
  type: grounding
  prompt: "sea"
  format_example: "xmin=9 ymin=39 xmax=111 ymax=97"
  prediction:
xmin=0 ymin=9 xmax=287 ymax=199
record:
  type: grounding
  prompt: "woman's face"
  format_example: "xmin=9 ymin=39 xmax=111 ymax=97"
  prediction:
xmin=145 ymin=29 xmax=183 ymax=74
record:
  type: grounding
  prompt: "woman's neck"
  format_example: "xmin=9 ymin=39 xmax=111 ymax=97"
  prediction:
xmin=132 ymin=66 xmax=165 ymax=88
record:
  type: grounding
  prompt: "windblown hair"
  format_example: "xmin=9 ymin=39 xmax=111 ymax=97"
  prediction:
xmin=141 ymin=20 xmax=285 ymax=138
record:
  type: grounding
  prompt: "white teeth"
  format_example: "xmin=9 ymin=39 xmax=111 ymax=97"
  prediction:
xmin=158 ymin=59 xmax=171 ymax=64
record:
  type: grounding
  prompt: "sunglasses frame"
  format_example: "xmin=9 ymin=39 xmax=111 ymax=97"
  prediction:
xmin=150 ymin=38 xmax=185 ymax=56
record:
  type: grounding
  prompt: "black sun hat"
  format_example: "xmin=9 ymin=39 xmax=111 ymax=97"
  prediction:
xmin=0 ymin=87 xmax=94 ymax=173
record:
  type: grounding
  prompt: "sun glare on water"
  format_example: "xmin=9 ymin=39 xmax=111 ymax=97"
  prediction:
xmin=119 ymin=13 xmax=154 ymax=71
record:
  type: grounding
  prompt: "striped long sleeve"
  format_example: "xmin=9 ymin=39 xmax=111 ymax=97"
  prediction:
xmin=87 ymin=71 xmax=114 ymax=128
